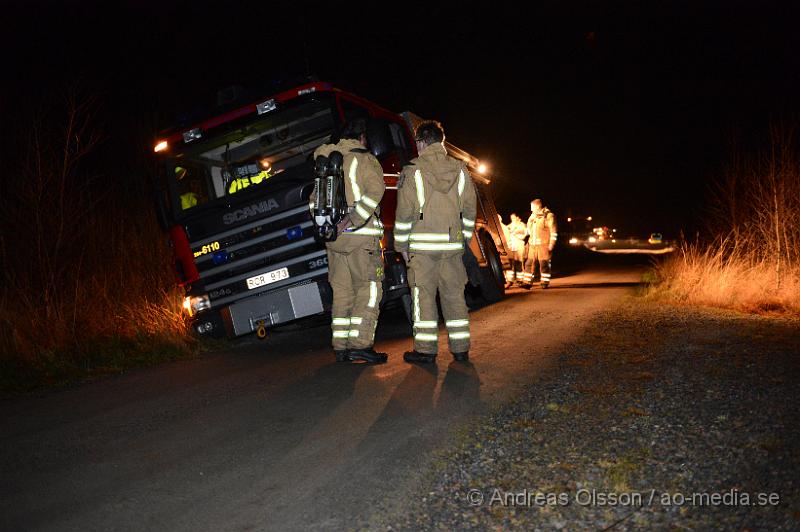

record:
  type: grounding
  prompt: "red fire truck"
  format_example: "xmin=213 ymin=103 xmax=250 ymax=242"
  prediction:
xmin=152 ymin=80 xmax=509 ymax=338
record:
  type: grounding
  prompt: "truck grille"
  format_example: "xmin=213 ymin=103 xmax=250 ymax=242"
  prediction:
xmin=188 ymin=204 xmax=328 ymax=309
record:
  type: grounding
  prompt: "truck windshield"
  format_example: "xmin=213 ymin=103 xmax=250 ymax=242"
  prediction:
xmin=167 ymin=96 xmax=337 ymax=214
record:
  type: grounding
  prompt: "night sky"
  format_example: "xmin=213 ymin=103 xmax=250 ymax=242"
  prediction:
xmin=3 ymin=1 xmax=798 ymax=237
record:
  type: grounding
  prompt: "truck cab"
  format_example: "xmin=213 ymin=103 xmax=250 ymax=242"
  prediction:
xmin=153 ymin=81 xmax=507 ymax=338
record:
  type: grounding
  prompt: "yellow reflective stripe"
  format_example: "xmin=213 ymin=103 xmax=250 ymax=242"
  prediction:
xmin=462 ymin=230 xmax=473 ymax=239
xmin=409 ymin=233 xmax=451 ymax=241
xmin=333 ymin=331 xmax=350 ymax=338
xmin=367 ymin=281 xmax=378 ymax=308
xmin=446 ymin=319 xmax=469 ymax=328
xmin=414 ymin=169 xmax=425 ymax=211
xmin=350 ymin=317 xmax=363 ymax=325
xmin=361 ymin=195 xmax=378 ymax=209
xmin=395 ymin=221 xmax=413 ymax=230
xmin=414 ymin=320 xmax=438 ymax=328
xmin=415 ymin=333 xmax=438 ymax=342
xmin=395 ymin=233 xmax=409 ymax=242
xmin=349 ymin=329 xmax=360 ymax=338
xmin=449 ymin=332 xmax=470 ymax=340
xmin=332 ymin=318 xmax=350 ymax=326
xmin=349 ymin=158 xmax=361 ymax=201
xmin=355 ymin=204 xmax=370 ymax=220
xmin=458 ymin=169 xmax=465 ymax=197
xmin=413 ymin=287 xmax=420 ymax=323
xmin=462 ymin=218 xmax=475 ymax=227
xmin=352 ymin=227 xmax=383 ymax=236
xmin=410 ymin=242 xmax=464 ymax=251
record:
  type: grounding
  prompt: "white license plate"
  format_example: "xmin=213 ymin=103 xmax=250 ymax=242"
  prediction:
xmin=246 ymin=267 xmax=289 ymax=290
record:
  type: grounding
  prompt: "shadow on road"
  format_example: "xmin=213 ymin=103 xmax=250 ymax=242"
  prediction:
xmin=439 ymin=361 xmax=480 ymax=409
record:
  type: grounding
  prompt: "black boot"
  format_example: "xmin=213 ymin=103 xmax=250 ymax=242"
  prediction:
xmin=347 ymin=347 xmax=388 ymax=363
xmin=334 ymin=350 xmax=349 ymax=362
xmin=403 ymin=351 xmax=437 ymax=364
xmin=452 ymin=352 xmax=469 ymax=362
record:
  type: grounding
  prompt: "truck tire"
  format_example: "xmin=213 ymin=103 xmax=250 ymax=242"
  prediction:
xmin=478 ymin=232 xmax=505 ymax=303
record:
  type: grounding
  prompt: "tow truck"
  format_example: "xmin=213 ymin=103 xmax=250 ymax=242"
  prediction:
xmin=152 ymin=80 xmax=509 ymax=338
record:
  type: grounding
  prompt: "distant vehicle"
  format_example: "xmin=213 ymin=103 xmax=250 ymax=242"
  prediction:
xmin=648 ymin=232 xmax=663 ymax=244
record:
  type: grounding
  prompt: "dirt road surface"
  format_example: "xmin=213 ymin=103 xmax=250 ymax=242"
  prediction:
xmin=0 ymin=259 xmax=645 ymax=531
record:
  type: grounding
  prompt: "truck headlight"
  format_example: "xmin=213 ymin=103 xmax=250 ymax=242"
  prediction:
xmin=183 ymin=294 xmax=211 ymax=316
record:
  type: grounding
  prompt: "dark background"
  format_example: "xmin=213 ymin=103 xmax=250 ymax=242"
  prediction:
xmin=2 ymin=0 xmax=798 ymax=237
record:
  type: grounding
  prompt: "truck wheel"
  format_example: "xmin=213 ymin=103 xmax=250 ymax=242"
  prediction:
xmin=478 ymin=232 xmax=505 ymax=303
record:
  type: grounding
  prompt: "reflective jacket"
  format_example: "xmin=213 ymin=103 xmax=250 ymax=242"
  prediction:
xmin=228 ymin=170 xmax=272 ymax=194
xmin=313 ymin=139 xmax=385 ymax=251
xmin=507 ymin=219 xmax=527 ymax=252
xmin=526 ymin=208 xmax=557 ymax=247
xmin=394 ymin=143 xmax=477 ymax=253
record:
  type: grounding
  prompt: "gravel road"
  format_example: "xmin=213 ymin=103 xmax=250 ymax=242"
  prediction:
xmin=370 ymin=301 xmax=800 ymax=530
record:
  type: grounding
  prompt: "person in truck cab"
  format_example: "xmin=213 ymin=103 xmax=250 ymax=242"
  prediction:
xmin=313 ymin=118 xmax=388 ymax=363
xmin=227 ymin=166 xmax=272 ymax=194
xmin=176 ymin=166 xmax=201 ymax=210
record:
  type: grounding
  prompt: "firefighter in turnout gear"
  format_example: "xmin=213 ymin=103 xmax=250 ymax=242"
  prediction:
xmin=313 ymin=119 xmax=387 ymax=363
xmin=522 ymin=198 xmax=557 ymax=288
xmin=395 ymin=121 xmax=477 ymax=363
xmin=505 ymin=212 xmax=526 ymax=287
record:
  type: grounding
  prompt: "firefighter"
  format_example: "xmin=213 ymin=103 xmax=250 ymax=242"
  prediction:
xmin=506 ymin=212 xmax=526 ymax=287
xmin=313 ymin=118 xmax=387 ymax=363
xmin=227 ymin=167 xmax=272 ymax=194
xmin=395 ymin=120 xmax=477 ymax=363
xmin=176 ymin=166 xmax=198 ymax=210
xmin=522 ymin=198 xmax=557 ymax=289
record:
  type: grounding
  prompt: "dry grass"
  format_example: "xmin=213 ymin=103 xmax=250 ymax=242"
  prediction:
xmin=0 ymin=87 xmax=195 ymax=392
xmin=647 ymin=126 xmax=800 ymax=316
xmin=648 ymin=241 xmax=800 ymax=314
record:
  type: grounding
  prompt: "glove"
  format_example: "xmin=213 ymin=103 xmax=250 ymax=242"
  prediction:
xmin=336 ymin=215 xmax=353 ymax=234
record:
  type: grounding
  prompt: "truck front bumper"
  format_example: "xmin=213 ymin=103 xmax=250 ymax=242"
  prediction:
xmin=220 ymin=281 xmax=326 ymax=337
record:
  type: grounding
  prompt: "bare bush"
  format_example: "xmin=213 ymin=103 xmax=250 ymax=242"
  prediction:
xmin=649 ymin=125 xmax=800 ymax=314
xmin=0 ymin=87 xmax=191 ymax=382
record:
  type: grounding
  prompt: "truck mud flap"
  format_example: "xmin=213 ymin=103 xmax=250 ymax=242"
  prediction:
xmin=221 ymin=282 xmax=325 ymax=337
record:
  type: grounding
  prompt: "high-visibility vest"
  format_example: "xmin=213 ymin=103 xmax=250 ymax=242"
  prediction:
xmin=228 ymin=170 xmax=271 ymax=194
xmin=180 ymin=192 xmax=198 ymax=210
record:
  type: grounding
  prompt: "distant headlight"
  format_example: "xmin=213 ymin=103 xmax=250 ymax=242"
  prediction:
xmin=569 ymin=237 xmax=579 ymax=245
xmin=588 ymin=236 xmax=597 ymax=243
xmin=183 ymin=294 xmax=211 ymax=316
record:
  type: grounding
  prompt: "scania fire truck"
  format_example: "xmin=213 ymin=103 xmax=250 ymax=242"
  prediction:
xmin=152 ymin=80 xmax=509 ymax=339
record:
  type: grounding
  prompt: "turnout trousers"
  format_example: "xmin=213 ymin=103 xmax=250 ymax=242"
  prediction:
xmin=505 ymin=249 xmax=524 ymax=283
xmin=327 ymin=246 xmax=383 ymax=350
xmin=407 ymin=251 xmax=470 ymax=355
xmin=523 ymin=244 xmax=552 ymax=286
